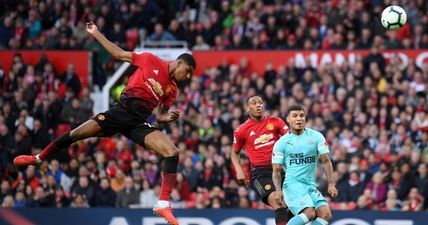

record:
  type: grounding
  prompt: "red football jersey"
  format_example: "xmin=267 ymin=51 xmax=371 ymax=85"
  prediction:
xmin=233 ymin=116 xmax=289 ymax=167
xmin=121 ymin=52 xmax=177 ymax=112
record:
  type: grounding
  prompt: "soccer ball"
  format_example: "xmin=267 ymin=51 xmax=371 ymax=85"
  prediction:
xmin=381 ymin=6 xmax=407 ymax=30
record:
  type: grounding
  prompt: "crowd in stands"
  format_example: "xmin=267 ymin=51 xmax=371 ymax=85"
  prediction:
xmin=0 ymin=0 xmax=428 ymax=213
xmin=1 ymin=0 xmax=428 ymax=76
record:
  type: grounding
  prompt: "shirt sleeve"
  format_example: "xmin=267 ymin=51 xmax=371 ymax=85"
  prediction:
xmin=232 ymin=129 xmax=244 ymax=153
xmin=131 ymin=52 xmax=150 ymax=67
xmin=272 ymin=138 xmax=285 ymax=165
xmin=275 ymin=117 xmax=289 ymax=135
xmin=315 ymin=131 xmax=330 ymax=155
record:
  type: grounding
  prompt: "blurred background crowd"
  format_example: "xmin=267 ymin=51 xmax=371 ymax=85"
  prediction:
xmin=1 ymin=0 xmax=428 ymax=83
xmin=0 ymin=0 xmax=428 ymax=213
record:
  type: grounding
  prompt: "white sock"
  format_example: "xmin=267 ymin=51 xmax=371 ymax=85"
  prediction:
xmin=157 ymin=200 xmax=170 ymax=208
xmin=313 ymin=217 xmax=329 ymax=225
xmin=298 ymin=213 xmax=309 ymax=223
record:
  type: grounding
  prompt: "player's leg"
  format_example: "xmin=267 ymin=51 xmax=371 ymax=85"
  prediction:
xmin=311 ymin=187 xmax=331 ymax=225
xmin=266 ymin=192 xmax=292 ymax=225
xmin=251 ymin=168 xmax=291 ymax=225
xmin=13 ymin=104 xmax=130 ymax=167
xmin=312 ymin=205 xmax=332 ymax=225
xmin=14 ymin=119 xmax=103 ymax=166
xmin=284 ymin=183 xmax=316 ymax=225
xmin=144 ymin=131 xmax=179 ymax=204
xmin=123 ymin=127 xmax=179 ymax=225
xmin=287 ymin=207 xmax=316 ymax=225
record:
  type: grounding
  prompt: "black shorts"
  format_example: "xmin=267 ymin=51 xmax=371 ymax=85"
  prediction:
xmin=92 ymin=102 xmax=158 ymax=148
xmin=250 ymin=167 xmax=285 ymax=205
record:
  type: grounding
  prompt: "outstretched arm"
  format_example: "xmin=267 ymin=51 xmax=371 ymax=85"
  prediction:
xmin=86 ymin=21 xmax=132 ymax=63
xmin=319 ymin=153 xmax=338 ymax=198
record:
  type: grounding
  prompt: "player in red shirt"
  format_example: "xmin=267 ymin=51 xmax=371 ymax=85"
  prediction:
xmin=232 ymin=95 xmax=291 ymax=225
xmin=13 ymin=21 xmax=195 ymax=225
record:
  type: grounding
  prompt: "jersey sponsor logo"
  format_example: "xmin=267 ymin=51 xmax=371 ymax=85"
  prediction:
xmin=264 ymin=184 xmax=271 ymax=191
xmin=249 ymin=131 xmax=256 ymax=136
xmin=153 ymin=69 xmax=159 ymax=75
xmin=148 ymin=78 xmax=164 ymax=96
xmin=254 ymin=133 xmax=275 ymax=149
xmin=289 ymin=153 xmax=316 ymax=165
xmin=266 ymin=123 xmax=274 ymax=131
xmin=97 ymin=114 xmax=105 ymax=121
xmin=308 ymin=139 xmax=314 ymax=145
xmin=254 ymin=133 xmax=273 ymax=145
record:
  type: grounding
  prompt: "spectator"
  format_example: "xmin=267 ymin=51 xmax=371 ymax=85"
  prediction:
xmin=70 ymin=194 xmax=90 ymax=208
xmin=0 ymin=180 xmax=12 ymax=203
xmin=0 ymin=16 xmax=14 ymax=49
xmin=115 ymin=177 xmax=140 ymax=208
xmin=109 ymin=22 xmax=127 ymax=50
xmin=60 ymin=98 xmax=88 ymax=128
xmin=365 ymin=172 xmax=388 ymax=206
xmin=71 ymin=176 xmax=95 ymax=205
xmin=14 ymin=192 xmax=27 ymax=207
xmin=175 ymin=173 xmax=191 ymax=201
xmin=192 ymin=35 xmax=210 ymax=51
xmin=32 ymin=119 xmax=49 ymax=149
xmin=27 ymin=186 xmax=55 ymax=207
xmin=401 ymin=188 xmax=424 ymax=211
xmin=54 ymin=187 xmax=71 ymax=208
xmin=61 ymin=64 xmax=81 ymax=97
xmin=149 ymin=23 xmax=176 ymax=41
xmin=414 ymin=163 xmax=428 ymax=209
xmin=344 ymin=171 xmax=365 ymax=203
xmin=197 ymin=158 xmax=222 ymax=190
xmin=193 ymin=191 xmax=207 ymax=209
xmin=140 ymin=180 xmax=157 ymax=208
xmin=93 ymin=178 xmax=116 ymax=207
xmin=2 ymin=195 xmax=15 ymax=207
xmin=383 ymin=189 xmax=401 ymax=211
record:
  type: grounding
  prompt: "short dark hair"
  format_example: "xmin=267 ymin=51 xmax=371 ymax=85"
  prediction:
xmin=246 ymin=95 xmax=263 ymax=105
xmin=177 ymin=53 xmax=196 ymax=69
xmin=286 ymin=104 xmax=305 ymax=116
